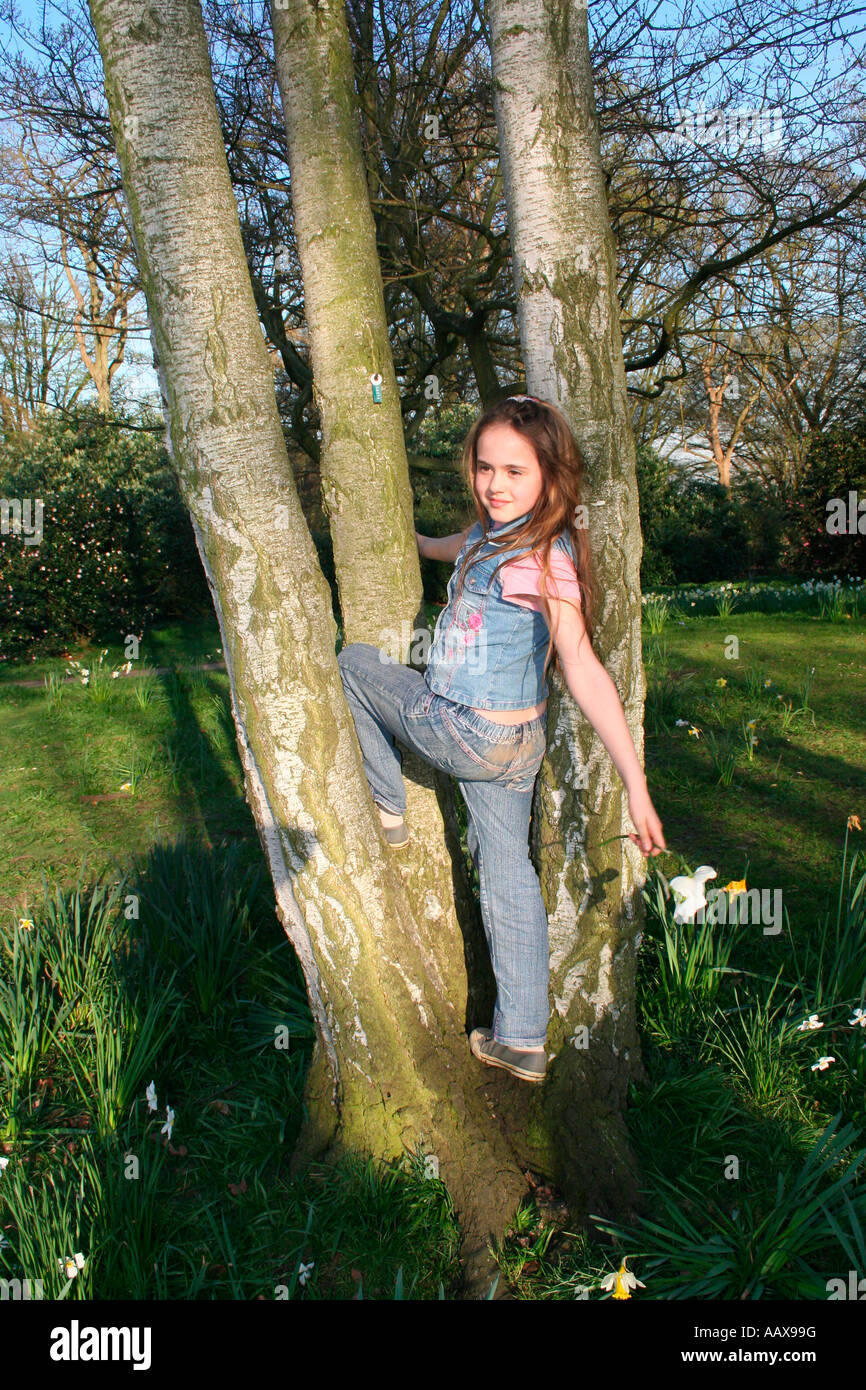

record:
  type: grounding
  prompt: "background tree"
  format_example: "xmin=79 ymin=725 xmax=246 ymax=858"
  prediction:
xmin=0 ymin=255 xmax=88 ymax=436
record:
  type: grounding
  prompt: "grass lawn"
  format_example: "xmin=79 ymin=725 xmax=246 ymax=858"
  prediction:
xmin=0 ymin=604 xmax=864 ymax=1299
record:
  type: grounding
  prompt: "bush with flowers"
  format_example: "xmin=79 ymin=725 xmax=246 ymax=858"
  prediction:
xmin=0 ymin=407 xmax=212 ymax=662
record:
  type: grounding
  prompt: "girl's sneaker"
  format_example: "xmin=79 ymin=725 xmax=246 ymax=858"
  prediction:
xmin=381 ymin=819 xmax=409 ymax=847
xmin=469 ymin=1027 xmax=547 ymax=1082
xmin=375 ymin=803 xmax=410 ymax=847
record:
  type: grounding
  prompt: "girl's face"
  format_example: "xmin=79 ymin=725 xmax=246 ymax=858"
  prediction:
xmin=474 ymin=423 xmax=544 ymax=527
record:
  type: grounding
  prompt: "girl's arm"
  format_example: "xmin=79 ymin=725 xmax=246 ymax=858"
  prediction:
xmin=415 ymin=526 xmax=472 ymax=564
xmin=545 ymin=596 xmax=666 ymax=856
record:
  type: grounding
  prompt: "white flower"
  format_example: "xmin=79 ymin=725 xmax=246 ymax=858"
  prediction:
xmin=599 ymin=1258 xmax=646 ymax=1299
xmin=298 ymin=1260 xmax=314 ymax=1286
xmin=146 ymin=1081 xmax=158 ymax=1111
xmin=161 ymin=1106 xmax=175 ymax=1141
xmin=811 ymin=1056 xmax=835 ymax=1072
xmin=797 ymin=1014 xmax=823 ymax=1032
xmin=849 ymin=1009 xmax=866 ymax=1028
xmin=668 ymin=866 xmax=717 ymax=923
xmin=58 ymin=1252 xmax=86 ymax=1279
xmin=0 ymin=1156 xmax=9 ymax=1175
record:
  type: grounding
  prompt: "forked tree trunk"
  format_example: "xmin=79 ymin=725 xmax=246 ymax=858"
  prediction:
xmin=487 ymin=0 xmax=650 ymax=1224
xmin=88 ymin=0 xmax=533 ymax=1295
xmin=266 ymin=0 xmax=505 ymax=1213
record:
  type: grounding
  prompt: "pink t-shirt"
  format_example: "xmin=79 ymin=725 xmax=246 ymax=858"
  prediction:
xmin=499 ymin=548 xmax=583 ymax=613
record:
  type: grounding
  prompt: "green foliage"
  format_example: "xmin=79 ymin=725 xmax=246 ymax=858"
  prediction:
xmin=410 ymin=401 xmax=477 ymax=459
xmin=779 ymin=419 xmax=866 ymax=578
xmin=592 ymin=1114 xmax=866 ymax=1299
xmin=127 ymin=840 xmax=265 ymax=1023
xmin=636 ymin=445 xmax=757 ymax=585
xmin=0 ymin=407 xmax=212 ymax=663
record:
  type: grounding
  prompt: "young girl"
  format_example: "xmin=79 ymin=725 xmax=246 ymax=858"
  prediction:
xmin=337 ymin=395 xmax=665 ymax=1084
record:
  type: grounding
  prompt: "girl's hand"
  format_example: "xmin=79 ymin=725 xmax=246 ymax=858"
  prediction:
xmin=415 ymin=531 xmax=426 ymax=557
xmin=627 ymin=784 xmax=666 ymax=856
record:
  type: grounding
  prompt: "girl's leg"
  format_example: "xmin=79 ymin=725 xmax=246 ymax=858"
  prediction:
xmin=337 ymin=641 xmax=525 ymax=812
xmin=336 ymin=643 xmax=420 ymax=814
xmin=339 ymin=643 xmax=549 ymax=1043
xmin=459 ymin=777 xmax=549 ymax=1049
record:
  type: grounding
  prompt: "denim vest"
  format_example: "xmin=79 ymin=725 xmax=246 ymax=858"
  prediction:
xmin=424 ymin=511 xmax=574 ymax=710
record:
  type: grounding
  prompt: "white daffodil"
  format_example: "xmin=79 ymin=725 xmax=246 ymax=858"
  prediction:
xmin=161 ymin=1106 xmax=175 ymax=1141
xmin=18 ymin=917 xmax=34 ymax=931
xmin=120 ymin=781 xmax=132 ymax=792
xmin=146 ymin=1081 xmax=158 ymax=1112
xmin=298 ymin=1261 xmax=314 ymax=1287
xmin=675 ymin=719 xmax=689 ymax=727
xmin=58 ymin=1252 xmax=86 ymax=1279
xmin=668 ymin=866 xmax=717 ymax=923
xmin=797 ymin=1014 xmax=823 ymax=1032
xmin=600 ymin=1257 xmax=645 ymax=1300
xmin=0 ymin=1156 xmax=9 ymax=1175
xmin=811 ymin=1056 xmax=835 ymax=1072
xmin=849 ymin=1009 xmax=866 ymax=1028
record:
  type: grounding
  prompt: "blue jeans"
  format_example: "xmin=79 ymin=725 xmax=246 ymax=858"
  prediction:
xmin=337 ymin=642 xmax=550 ymax=1047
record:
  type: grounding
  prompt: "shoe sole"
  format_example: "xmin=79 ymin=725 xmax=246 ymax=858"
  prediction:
xmin=382 ymin=827 xmax=409 ymax=847
xmin=469 ymin=1030 xmax=546 ymax=1083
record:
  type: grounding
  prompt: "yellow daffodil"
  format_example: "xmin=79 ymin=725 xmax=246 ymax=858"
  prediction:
xmin=600 ymin=1257 xmax=645 ymax=1300
xmin=848 ymin=814 xmax=862 ymax=831
xmin=721 ymin=879 xmax=747 ymax=896
xmin=715 ymin=678 xmax=727 ymax=687
xmin=120 ymin=781 xmax=132 ymax=792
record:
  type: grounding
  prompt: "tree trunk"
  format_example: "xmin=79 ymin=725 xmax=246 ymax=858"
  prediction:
xmin=88 ymin=0 xmax=534 ymax=1297
xmin=487 ymin=0 xmax=650 ymax=1227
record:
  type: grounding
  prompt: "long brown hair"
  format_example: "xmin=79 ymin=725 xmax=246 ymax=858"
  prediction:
xmin=454 ymin=395 xmax=597 ymax=682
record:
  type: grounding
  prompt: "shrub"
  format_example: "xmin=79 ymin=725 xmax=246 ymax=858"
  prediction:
xmin=778 ymin=421 xmax=866 ymax=578
xmin=0 ymin=407 xmax=212 ymax=662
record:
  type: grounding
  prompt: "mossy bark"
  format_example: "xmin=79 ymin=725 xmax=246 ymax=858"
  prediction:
xmin=488 ymin=0 xmax=650 ymax=1229
xmin=88 ymin=0 xmax=532 ymax=1295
